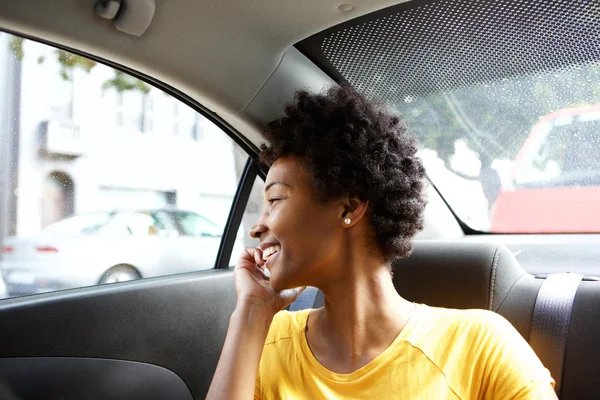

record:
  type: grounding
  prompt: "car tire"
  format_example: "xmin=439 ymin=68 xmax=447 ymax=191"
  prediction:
xmin=99 ymin=265 xmax=142 ymax=285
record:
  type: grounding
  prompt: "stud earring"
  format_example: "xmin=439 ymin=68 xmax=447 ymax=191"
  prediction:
xmin=344 ymin=218 xmax=351 ymax=225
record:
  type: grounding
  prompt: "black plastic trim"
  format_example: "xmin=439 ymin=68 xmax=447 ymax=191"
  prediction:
xmin=0 ymin=357 xmax=193 ymax=400
xmin=295 ymin=1 xmax=430 ymax=84
xmin=0 ymin=268 xmax=237 ymax=399
xmin=215 ymin=158 xmax=260 ymax=268
xmin=426 ymin=178 xmax=481 ymax=235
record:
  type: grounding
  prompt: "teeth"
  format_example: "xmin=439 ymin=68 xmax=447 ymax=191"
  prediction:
xmin=262 ymin=245 xmax=281 ymax=261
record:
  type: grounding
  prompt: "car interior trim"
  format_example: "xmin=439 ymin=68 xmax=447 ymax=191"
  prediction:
xmin=0 ymin=357 xmax=193 ymax=400
xmin=215 ymin=158 xmax=260 ymax=269
xmin=0 ymin=268 xmax=237 ymax=398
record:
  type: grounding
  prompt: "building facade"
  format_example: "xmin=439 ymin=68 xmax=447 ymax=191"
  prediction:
xmin=3 ymin=34 xmax=243 ymax=237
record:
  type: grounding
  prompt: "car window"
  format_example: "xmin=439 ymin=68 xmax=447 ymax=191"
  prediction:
xmin=43 ymin=212 xmax=114 ymax=235
xmin=515 ymin=113 xmax=600 ymax=189
xmin=172 ymin=211 xmax=222 ymax=237
xmin=0 ymin=33 xmax=250 ymax=299
xmin=297 ymin=0 xmax=600 ymax=233
xmin=126 ymin=211 xmax=176 ymax=237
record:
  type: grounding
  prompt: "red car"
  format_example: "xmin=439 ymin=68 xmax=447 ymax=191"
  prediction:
xmin=490 ymin=106 xmax=600 ymax=233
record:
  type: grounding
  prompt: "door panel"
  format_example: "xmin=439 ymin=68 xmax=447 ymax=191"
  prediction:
xmin=0 ymin=269 xmax=236 ymax=399
xmin=0 ymin=31 xmax=261 ymax=400
xmin=0 ymin=358 xmax=193 ymax=400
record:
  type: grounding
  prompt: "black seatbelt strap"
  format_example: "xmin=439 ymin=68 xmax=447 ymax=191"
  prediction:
xmin=289 ymin=286 xmax=321 ymax=311
xmin=529 ymin=272 xmax=583 ymax=396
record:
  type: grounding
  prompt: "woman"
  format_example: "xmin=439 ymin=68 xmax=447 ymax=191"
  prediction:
xmin=207 ymin=86 xmax=556 ymax=399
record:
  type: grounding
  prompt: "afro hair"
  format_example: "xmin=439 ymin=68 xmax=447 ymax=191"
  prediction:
xmin=260 ymin=85 xmax=427 ymax=261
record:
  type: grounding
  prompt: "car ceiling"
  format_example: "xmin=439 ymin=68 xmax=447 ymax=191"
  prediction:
xmin=0 ymin=0 xmax=406 ymax=146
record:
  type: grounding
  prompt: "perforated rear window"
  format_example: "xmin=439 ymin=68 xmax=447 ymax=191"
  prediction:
xmin=298 ymin=0 xmax=600 ymax=233
xmin=298 ymin=0 xmax=600 ymax=103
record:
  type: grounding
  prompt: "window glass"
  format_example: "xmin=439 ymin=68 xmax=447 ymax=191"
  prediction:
xmin=126 ymin=212 xmax=175 ymax=237
xmin=0 ymin=33 xmax=249 ymax=299
xmin=173 ymin=211 xmax=222 ymax=237
xmin=398 ymin=82 xmax=600 ymax=233
xmin=298 ymin=0 xmax=600 ymax=233
xmin=118 ymin=91 xmax=144 ymax=132
xmin=44 ymin=212 xmax=114 ymax=235
xmin=514 ymin=114 xmax=600 ymax=189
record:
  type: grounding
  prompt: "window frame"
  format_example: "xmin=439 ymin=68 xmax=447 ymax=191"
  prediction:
xmin=215 ymin=158 xmax=261 ymax=269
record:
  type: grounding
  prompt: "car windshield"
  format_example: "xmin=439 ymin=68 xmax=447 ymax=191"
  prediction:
xmin=43 ymin=212 xmax=113 ymax=235
xmin=297 ymin=0 xmax=600 ymax=233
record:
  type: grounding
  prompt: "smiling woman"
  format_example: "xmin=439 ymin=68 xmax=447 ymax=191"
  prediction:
xmin=206 ymin=86 xmax=557 ymax=400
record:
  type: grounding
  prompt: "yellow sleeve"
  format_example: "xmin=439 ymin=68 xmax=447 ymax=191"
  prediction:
xmin=479 ymin=312 xmax=556 ymax=399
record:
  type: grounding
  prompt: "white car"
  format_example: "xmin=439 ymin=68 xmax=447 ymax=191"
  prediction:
xmin=0 ymin=209 xmax=243 ymax=295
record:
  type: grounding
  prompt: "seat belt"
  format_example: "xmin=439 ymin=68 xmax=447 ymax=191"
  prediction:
xmin=529 ymin=272 xmax=583 ymax=396
xmin=288 ymin=286 xmax=323 ymax=311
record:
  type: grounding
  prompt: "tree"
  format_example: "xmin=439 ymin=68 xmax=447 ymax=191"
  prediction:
xmin=10 ymin=36 xmax=150 ymax=94
xmin=101 ymin=70 xmax=150 ymax=94
xmin=396 ymin=64 xmax=600 ymax=178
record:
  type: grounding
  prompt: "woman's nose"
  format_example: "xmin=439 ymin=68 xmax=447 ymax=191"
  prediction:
xmin=249 ymin=223 xmax=267 ymax=239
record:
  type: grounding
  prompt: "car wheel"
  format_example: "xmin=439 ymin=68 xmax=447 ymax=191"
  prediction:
xmin=99 ymin=265 xmax=141 ymax=284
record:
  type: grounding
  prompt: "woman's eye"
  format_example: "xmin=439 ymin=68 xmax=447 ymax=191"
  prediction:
xmin=269 ymin=198 xmax=281 ymax=204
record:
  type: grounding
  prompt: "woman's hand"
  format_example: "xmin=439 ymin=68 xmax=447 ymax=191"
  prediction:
xmin=234 ymin=248 xmax=305 ymax=315
xmin=208 ymin=248 xmax=300 ymax=400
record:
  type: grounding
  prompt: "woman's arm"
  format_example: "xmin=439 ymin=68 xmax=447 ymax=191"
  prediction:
xmin=205 ymin=301 xmax=274 ymax=400
xmin=206 ymin=248 xmax=303 ymax=400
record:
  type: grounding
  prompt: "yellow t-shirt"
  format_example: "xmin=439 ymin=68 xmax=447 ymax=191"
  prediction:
xmin=255 ymin=304 xmax=555 ymax=399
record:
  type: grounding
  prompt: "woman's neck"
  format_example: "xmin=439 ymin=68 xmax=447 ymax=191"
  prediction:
xmin=307 ymin=265 xmax=415 ymax=374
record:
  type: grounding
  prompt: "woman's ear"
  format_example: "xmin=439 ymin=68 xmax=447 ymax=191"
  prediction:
xmin=341 ymin=197 xmax=369 ymax=227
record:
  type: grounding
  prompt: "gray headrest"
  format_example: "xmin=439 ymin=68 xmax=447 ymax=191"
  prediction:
xmin=393 ymin=240 xmax=527 ymax=311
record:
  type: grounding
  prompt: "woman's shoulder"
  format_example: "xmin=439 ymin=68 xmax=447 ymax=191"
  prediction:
xmin=408 ymin=305 xmax=532 ymax=370
xmin=410 ymin=307 xmax=554 ymax=397
xmin=417 ymin=303 xmax=511 ymax=329
xmin=264 ymin=309 xmax=311 ymax=346
xmin=408 ymin=304 xmax=519 ymax=348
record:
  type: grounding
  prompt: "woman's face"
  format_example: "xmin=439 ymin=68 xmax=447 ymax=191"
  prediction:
xmin=251 ymin=155 xmax=347 ymax=291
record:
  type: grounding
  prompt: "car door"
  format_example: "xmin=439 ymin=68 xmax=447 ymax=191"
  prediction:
xmin=0 ymin=31 xmax=265 ymax=399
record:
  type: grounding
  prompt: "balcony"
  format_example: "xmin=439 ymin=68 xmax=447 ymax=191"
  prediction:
xmin=38 ymin=120 xmax=86 ymax=158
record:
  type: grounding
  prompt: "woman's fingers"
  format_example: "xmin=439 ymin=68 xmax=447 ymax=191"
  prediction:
xmin=247 ymin=249 xmax=268 ymax=280
xmin=234 ymin=248 xmax=269 ymax=287
xmin=254 ymin=249 xmax=265 ymax=266
xmin=235 ymin=248 xmax=263 ymax=271
xmin=235 ymin=248 xmax=307 ymax=311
